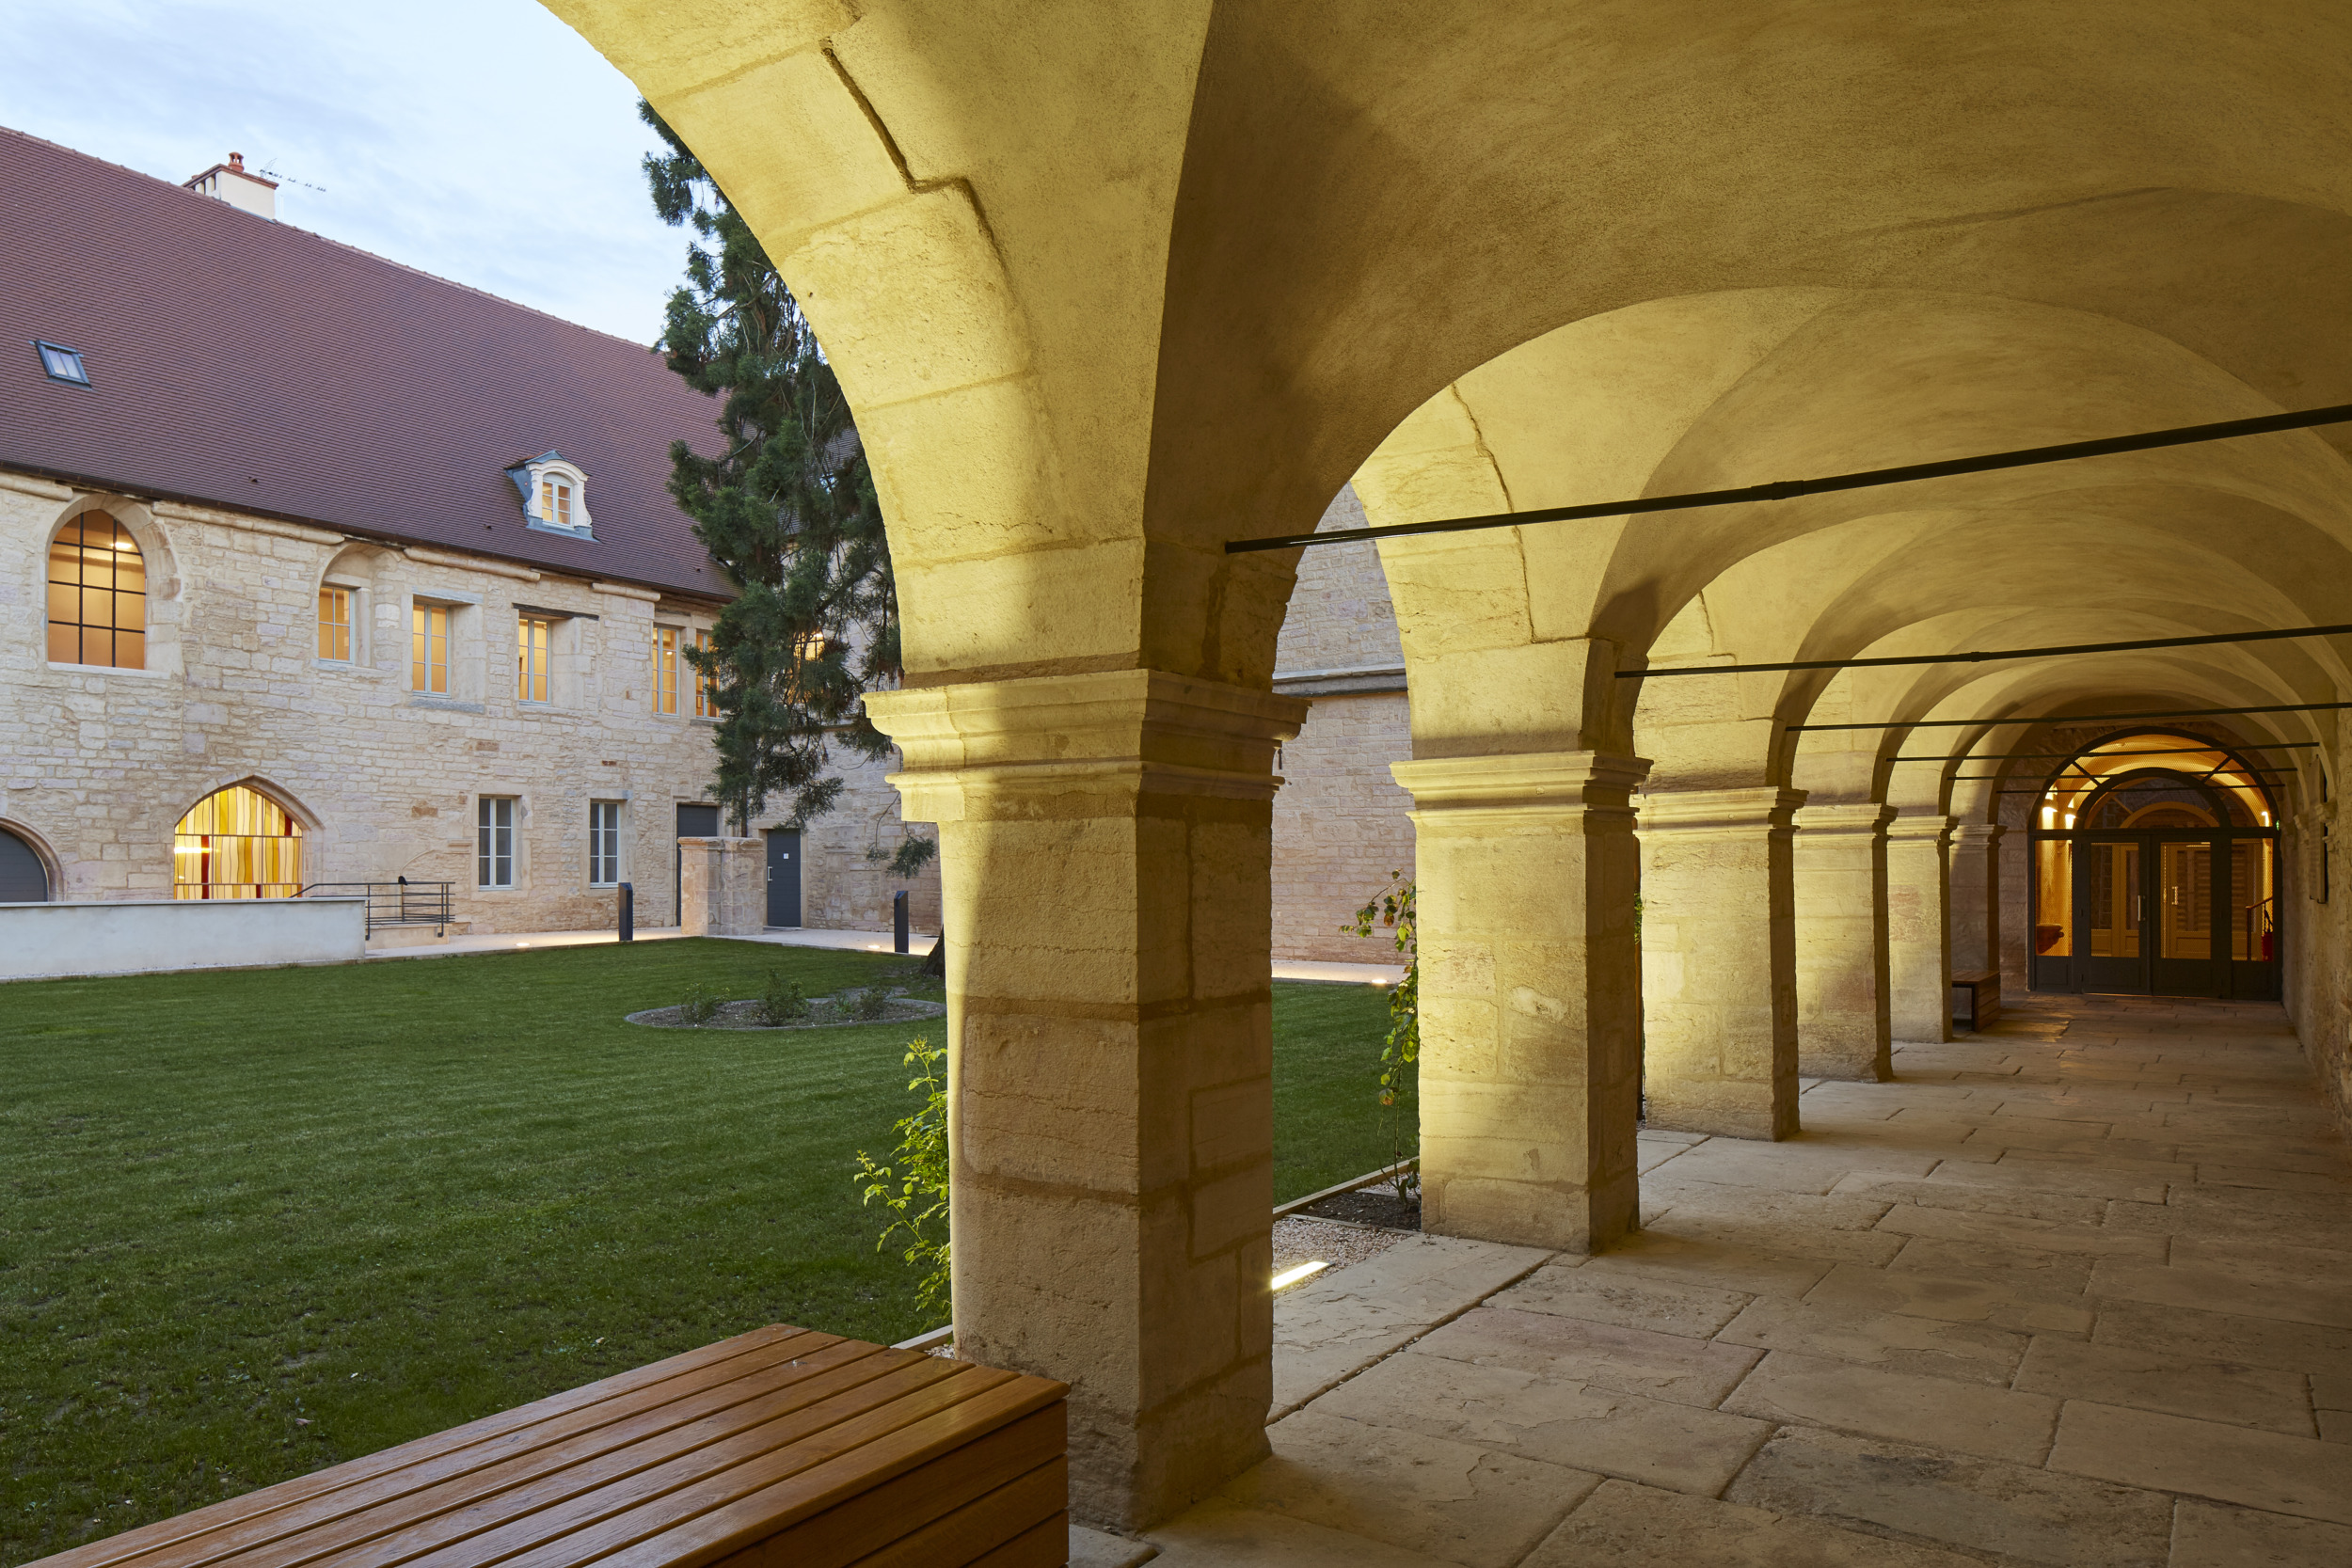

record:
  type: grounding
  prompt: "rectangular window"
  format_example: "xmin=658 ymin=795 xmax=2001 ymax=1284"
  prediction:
xmin=477 ymin=796 xmax=515 ymax=888
xmin=692 ymin=628 xmax=713 ymax=717
xmin=517 ymin=615 xmax=552 ymax=703
xmin=590 ymin=800 xmax=621 ymax=886
xmin=650 ymin=625 xmax=679 ymax=715
xmin=318 ymin=588 xmax=352 ymax=661
xmin=412 ymin=604 xmax=450 ymax=693
xmin=541 ymin=478 xmax=572 ymax=529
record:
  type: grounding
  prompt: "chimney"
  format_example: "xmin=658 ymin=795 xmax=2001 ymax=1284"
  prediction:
xmin=184 ymin=151 xmax=278 ymax=220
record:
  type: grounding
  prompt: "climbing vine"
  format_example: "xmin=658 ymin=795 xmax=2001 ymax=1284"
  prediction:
xmin=1343 ymin=872 xmax=1421 ymax=1198
xmin=850 ymin=1037 xmax=951 ymax=1322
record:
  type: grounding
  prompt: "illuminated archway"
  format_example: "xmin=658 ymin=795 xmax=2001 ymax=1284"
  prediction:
xmin=172 ymin=784 xmax=305 ymax=900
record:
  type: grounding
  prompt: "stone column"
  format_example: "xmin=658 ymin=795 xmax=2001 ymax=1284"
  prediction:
xmin=1887 ymin=815 xmax=1956 ymax=1041
xmin=677 ymin=835 xmax=762 ymax=936
xmin=864 ymin=670 xmax=1306 ymax=1531
xmin=1950 ymin=823 xmax=2003 ymax=974
xmin=1637 ymin=787 xmax=1804 ymax=1139
xmin=1792 ymin=802 xmax=1893 ymax=1082
xmin=1390 ymin=751 xmax=1649 ymax=1253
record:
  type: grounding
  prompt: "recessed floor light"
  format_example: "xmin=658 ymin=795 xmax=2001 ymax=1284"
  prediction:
xmin=1271 ymin=1260 xmax=1328 ymax=1291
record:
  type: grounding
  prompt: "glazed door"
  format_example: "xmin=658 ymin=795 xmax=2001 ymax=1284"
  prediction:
xmin=2074 ymin=838 xmax=2146 ymax=992
xmin=2151 ymin=837 xmax=2224 ymax=996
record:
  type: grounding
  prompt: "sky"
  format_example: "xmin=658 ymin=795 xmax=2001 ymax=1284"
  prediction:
xmin=0 ymin=0 xmax=688 ymax=344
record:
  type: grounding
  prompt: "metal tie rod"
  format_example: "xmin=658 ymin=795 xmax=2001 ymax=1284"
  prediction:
xmin=1224 ymin=403 xmax=2352 ymax=554
xmin=1893 ymin=743 xmax=2319 ymax=762
xmin=1622 ymin=623 xmax=2352 ymax=679
xmin=1790 ymin=701 xmax=2352 ymax=734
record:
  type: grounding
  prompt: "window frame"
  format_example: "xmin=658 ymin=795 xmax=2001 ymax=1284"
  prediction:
xmin=691 ymin=627 xmax=715 ymax=718
xmin=477 ymin=795 xmax=516 ymax=889
xmin=516 ymin=614 xmax=553 ymax=704
xmin=589 ymin=800 xmax=623 ymax=887
xmin=46 ymin=511 xmax=148 ymax=671
xmin=412 ymin=602 xmax=452 ymax=694
xmin=650 ymin=625 xmax=680 ymax=716
xmin=318 ymin=586 xmax=354 ymax=663
xmin=35 ymin=341 xmax=90 ymax=387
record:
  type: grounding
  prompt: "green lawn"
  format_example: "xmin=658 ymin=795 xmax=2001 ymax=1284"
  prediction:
xmin=0 ymin=940 xmax=1394 ymax=1562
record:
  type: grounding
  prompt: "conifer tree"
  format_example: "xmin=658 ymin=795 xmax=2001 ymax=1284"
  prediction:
xmin=640 ymin=102 xmax=903 ymax=837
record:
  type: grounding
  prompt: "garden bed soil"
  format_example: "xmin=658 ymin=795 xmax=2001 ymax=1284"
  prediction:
xmin=1300 ymin=1185 xmax=1422 ymax=1230
xmin=626 ymin=992 xmax=946 ymax=1031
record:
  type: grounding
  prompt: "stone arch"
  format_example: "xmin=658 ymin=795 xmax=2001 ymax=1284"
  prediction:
xmin=40 ymin=492 xmax=184 ymax=678
xmin=0 ymin=815 xmax=63 ymax=902
xmin=312 ymin=540 xmax=398 ymax=670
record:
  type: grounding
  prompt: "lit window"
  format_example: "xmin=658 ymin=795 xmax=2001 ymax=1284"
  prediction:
xmin=478 ymin=797 xmax=516 ymax=888
xmin=540 ymin=477 xmax=573 ymax=530
xmin=692 ymin=628 xmax=713 ymax=717
xmin=517 ymin=615 xmax=552 ymax=703
xmin=650 ymin=626 xmax=679 ymax=715
xmin=318 ymin=587 xmax=352 ymax=661
xmin=590 ymin=800 xmax=621 ymax=886
xmin=36 ymin=341 xmax=88 ymax=385
xmin=46 ymin=512 xmax=145 ymax=669
xmin=412 ymin=604 xmax=450 ymax=693
xmin=174 ymin=784 xmax=301 ymax=899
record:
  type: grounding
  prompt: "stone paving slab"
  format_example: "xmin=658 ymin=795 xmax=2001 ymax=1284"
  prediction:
xmin=2168 ymin=1501 xmax=2352 ymax=1568
xmin=2090 ymin=1298 xmax=2352 ymax=1379
xmin=1721 ymin=1349 xmax=2061 ymax=1463
xmin=1487 ymin=1259 xmax=1751 ymax=1338
xmin=1716 ymin=1294 xmax=2028 ymax=1386
xmin=2012 ymin=1337 xmax=2315 ymax=1435
xmin=1214 ymin=1410 xmax=1598 ymax=1568
xmin=1269 ymin=1234 xmax=1551 ymax=1418
xmin=1872 ymin=1198 xmax=2169 ymax=1258
xmin=2048 ymin=1402 xmax=2352 ymax=1525
xmin=1412 ymin=1307 xmax=1760 ymax=1408
xmin=1830 ymin=1172 xmax=2111 ymax=1224
xmin=1578 ymin=1229 xmax=1835 ymax=1299
xmin=1725 ymin=1427 xmax=2175 ymax=1568
xmin=2088 ymin=1258 xmax=2352 ymax=1330
xmin=1311 ymin=1349 xmax=1773 ymax=1496
xmin=1806 ymin=1259 xmax=2094 ymax=1334
xmin=1142 ymin=1502 xmax=1461 ymax=1567
xmin=1520 ymin=1478 xmax=1982 ymax=1567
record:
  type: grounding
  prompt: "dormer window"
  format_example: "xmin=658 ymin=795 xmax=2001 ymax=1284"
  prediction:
xmin=504 ymin=451 xmax=594 ymax=539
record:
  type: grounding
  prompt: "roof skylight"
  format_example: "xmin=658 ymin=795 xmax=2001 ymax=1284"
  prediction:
xmin=35 ymin=341 xmax=88 ymax=386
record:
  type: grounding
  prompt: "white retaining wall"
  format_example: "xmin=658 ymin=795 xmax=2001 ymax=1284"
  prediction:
xmin=0 ymin=897 xmax=367 ymax=982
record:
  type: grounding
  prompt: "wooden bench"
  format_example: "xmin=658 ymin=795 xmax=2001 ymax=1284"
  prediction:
xmin=31 ymin=1325 xmax=1069 ymax=1568
xmin=1951 ymin=969 xmax=2001 ymax=1031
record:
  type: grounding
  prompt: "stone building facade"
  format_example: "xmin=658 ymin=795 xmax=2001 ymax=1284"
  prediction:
xmin=0 ymin=130 xmax=942 ymax=941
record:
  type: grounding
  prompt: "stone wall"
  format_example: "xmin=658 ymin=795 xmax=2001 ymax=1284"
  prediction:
xmin=0 ymin=470 xmax=941 ymax=937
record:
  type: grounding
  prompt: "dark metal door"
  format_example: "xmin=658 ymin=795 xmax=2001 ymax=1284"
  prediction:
xmin=766 ymin=830 xmax=802 ymax=927
xmin=0 ymin=827 xmax=47 ymax=902
xmin=674 ymin=802 xmax=720 ymax=926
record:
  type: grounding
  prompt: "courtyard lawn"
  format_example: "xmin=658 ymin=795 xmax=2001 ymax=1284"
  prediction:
xmin=0 ymin=940 xmax=1395 ymax=1563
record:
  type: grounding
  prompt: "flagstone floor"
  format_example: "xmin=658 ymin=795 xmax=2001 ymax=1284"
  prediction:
xmin=1121 ymin=994 xmax=2352 ymax=1568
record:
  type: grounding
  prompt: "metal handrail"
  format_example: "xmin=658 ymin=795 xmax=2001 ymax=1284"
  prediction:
xmin=2244 ymin=895 xmax=2276 ymax=961
xmin=299 ymin=879 xmax=453 ymax=936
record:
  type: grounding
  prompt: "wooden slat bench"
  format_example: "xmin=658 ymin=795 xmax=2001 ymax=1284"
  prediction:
xmin=1951 ymin=969 xmax=2001 ymax=1031
xmin=29 ymin=1325 xmax=1069 ymax=1568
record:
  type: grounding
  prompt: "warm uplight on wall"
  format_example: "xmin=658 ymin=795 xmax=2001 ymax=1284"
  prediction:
xmin=2262 ymin=811 xmax=2272 ymax=826
xmin=2040 ymin=807 xmax=2055 ymax=830
xmin=2064 ymin=814 xmax=2076 ymax=829
xmin=1271 ymin=1260 xmax=1327 ymax=1291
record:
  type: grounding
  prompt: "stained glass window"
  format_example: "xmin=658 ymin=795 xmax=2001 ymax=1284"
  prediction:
xmin=174 ymin=785 xmax=302 ymax=899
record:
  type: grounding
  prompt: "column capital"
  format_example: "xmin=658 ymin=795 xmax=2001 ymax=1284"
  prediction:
xmin=1952 ymin=822 xmax=2005 ymax=847
xmin=1886 ymin=813 xmax=1957 ymax=846
xmin=865 ymin=669 xmax=1309 ymax=819
xmin=1391 ymin=750 xmax=1650 ymax=815
xmin=1637 ymin=785 xmax=1805 ymax=836
xmin=1792 ymin=800 xmax=1895 ymax=835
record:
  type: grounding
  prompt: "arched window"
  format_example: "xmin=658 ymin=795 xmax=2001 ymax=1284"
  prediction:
xmin=174 ymin=785 xmax=303 ymax=900
xmin=0 ymin=825 xmax=49 ymax=902
xmin=47 ymin=512 xmax=146 ymax=669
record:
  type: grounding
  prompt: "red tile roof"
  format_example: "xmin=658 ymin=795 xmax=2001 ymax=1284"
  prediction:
xmin=0 ymin=127 xmax=727 ymax=599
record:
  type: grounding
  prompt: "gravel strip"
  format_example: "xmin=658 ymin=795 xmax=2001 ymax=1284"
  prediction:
xmin=1272 ymin=1215 xmax=1406 ymax=1291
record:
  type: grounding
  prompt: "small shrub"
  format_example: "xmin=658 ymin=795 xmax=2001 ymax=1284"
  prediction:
xmin=1343 ymin=871 xmax=1421 ymax=1199
xmin=678 ymin=983 xmax=722 ymax=1026
xmin=850 ymin=985 xmax=892 ymax=1022
xmin=852 ymin=1037 xmax=951 ymax=1320
xmin=759 ymin=970 xmax=809 ymax=1026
